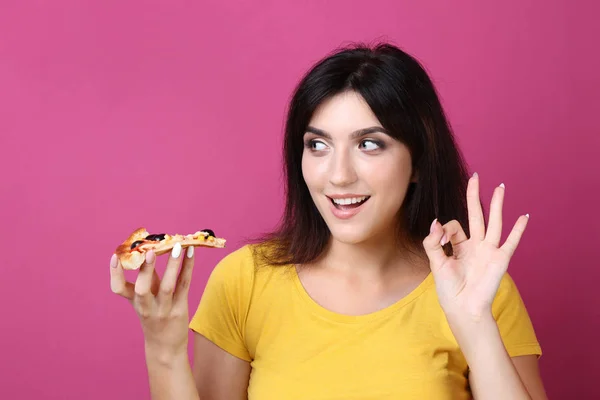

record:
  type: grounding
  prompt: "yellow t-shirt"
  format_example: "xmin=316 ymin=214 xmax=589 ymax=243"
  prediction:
xmin=189 ymin=245 xmax=542 ymax=399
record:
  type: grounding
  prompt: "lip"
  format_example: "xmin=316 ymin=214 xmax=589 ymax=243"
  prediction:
xmin=326 ymin=195 xmax=370 ymax=220
xmin=326 ymin=193 xmax=369 ymax=199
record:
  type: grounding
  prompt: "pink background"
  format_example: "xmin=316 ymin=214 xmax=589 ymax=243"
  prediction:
xmin=1 ymin=1 xmax=598 ymax=398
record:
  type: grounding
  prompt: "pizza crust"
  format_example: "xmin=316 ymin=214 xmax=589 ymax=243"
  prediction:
xmin=115 ymin=227 xmax=226 ymax=270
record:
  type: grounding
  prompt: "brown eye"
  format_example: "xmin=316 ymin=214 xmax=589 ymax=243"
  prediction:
xmin=359 ymin=140 xmax=382 ymax=151
xmin=310 ymin=140 xmax=327 ymax=151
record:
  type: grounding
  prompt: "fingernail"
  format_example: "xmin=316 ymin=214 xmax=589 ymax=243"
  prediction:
xmin=172 ymin=242 xmax=182 ymax=258
xmin=499 ymin=183 xmax=505 ymax=189
xmin=440 ymin=234 xmax=448 ymax=246
xmin=145 ymin=250 xmax=155 ymax=264
xmin=430 ymin=218 xmax=438 ymax=234
xmin=525 ymin=213 xmax=530 ymax=218
xmin=186 ymin=246 xmax=194 ymax=258
xmin=110 ymin=254 xmax=117 ymax=268
xmin=473 ymin=172 xmax=478 ymax=178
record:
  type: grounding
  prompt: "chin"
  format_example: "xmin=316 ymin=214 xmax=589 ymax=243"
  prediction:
xmin=327 ymin=224 xmax=374 ymax=245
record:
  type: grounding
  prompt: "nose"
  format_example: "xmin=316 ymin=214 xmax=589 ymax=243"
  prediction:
xmin=329 ymin=148 xmax=358 ymax=187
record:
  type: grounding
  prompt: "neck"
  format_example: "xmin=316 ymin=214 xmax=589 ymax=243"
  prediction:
xmin=318 ymin=228 xmax=426 ymax=278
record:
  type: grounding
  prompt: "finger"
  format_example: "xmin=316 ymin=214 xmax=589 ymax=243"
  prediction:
xmin=151 ymin=269 xmax=161 ymax=296
xmin=173 ymin=245 xmax=196 ymax=307
xmin=500 ymin=214 xmax=529 ymax=257
xmin=485 ymin=183 xmax=505 ymax=247
xmin=110 ymin=254 xmax=134 ymax=301
xmin=440 ymin=220 xmax=469 ymax=248
xmin=158 ymin=242 xmax=183 ymax=308
xmin=467 ymin=172 xmax=486 ymax=241
xmin=423 ymin=219 xmax=448 ymax=268
xmin=134 ymin=250 xmax=157 ymax=309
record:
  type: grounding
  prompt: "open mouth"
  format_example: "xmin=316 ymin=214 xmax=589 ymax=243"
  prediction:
xmin=328 ymin=195 xmax=371 ymax=211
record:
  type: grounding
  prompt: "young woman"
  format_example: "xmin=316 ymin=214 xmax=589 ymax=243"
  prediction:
xmin=110 ymin=43 xmax=547 ymax=399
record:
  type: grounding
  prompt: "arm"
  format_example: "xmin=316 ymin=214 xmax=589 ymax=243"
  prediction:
xmin=146 ymin=349 xmax=200 ymax=400
xmin=449 ymin=313 xmax=547 ymax=400
xmin=143 ymin=332 xmax=251 ymax=400
xmin=110 ymin=245 xmax=205 ymax=400
xmin=422 ymin=174 xmax=547 ymax=400
xmin=509 ymin=355 xmax=548 ymax=399
xmin=192 ymin=333 xmax=251 ymax=399
xmin=187 ymin=246 xmax=256 ymax=399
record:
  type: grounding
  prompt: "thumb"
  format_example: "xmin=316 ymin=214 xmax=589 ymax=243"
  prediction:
xmin=423 ymin=219 xmax=448 ymax=268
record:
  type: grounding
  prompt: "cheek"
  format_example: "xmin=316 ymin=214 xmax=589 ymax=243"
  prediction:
xmin=301 ymin=154 xmax=328 ymax=189
xmin=301 ymin=155 xmax=319 ymax=190
xmin=363 ymin=160 xmax=411 ymax=200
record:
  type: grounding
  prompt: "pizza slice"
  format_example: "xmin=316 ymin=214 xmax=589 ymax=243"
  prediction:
xmin=115 ymin=227 xmax=226 ymax=270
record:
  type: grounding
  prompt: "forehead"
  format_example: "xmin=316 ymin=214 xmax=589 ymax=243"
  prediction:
xmin=308 ymin=91 xmax=382 ymax=135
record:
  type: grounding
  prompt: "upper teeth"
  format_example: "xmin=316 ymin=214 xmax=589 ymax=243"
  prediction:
xmin=332 ymin=196 xmax=368 ymax=205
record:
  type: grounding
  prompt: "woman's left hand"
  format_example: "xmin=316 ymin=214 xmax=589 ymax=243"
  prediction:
xmin=423 ymin=172 xmax=530 ymax=323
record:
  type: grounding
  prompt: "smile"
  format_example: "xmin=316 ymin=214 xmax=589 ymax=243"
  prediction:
xmin=326 ymin=195 xmax=371 ymax=219
xmin=330 ymin=196 xmax=370 ymax=207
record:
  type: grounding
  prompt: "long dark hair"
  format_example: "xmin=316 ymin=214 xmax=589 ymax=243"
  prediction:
xmin=251 ymin=42 xmax=473 ymax=267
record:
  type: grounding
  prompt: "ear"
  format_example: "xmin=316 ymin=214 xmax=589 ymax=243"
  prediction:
xmin=410 ymin=169 xmax=419 ymax=183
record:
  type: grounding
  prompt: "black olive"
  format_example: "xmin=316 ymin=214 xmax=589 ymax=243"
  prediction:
xmin=130 ymin=240 xmax=144 ymax=249
xmin=145 ymin=233 xmax=166 ymax=241
xmin=201 ymin=229 xmax=215 ymax=238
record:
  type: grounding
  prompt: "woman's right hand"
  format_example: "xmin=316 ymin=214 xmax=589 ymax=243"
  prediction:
xmin=110 ymin=242 xmax=195 ymax=363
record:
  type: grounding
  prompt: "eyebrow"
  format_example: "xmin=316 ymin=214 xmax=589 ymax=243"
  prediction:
xmin=305 ymin=126 xmax=388 ymax=139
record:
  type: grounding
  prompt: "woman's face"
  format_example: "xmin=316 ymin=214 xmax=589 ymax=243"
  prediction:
xmin=301 ymin=91 xmax=416 ymax=245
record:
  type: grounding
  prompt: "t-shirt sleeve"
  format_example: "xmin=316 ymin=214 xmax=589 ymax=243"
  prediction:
xmin=492 ymin=273 xmax=542 ymax=358
xmin=188 ymin=245 xmax=255 ymax=362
